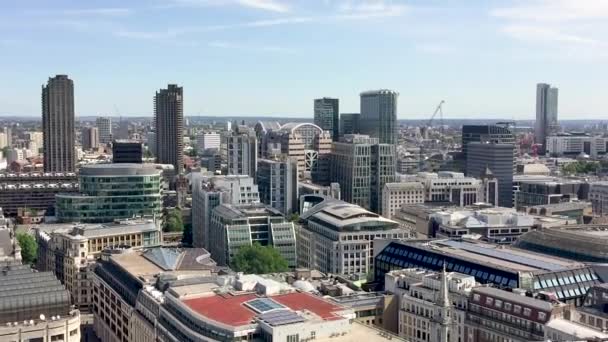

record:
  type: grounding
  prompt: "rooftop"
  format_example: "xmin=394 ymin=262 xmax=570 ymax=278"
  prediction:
xmin=545 ymin=318 xmax=608 ymax=340
xmin=181 ymin=291 xmax=347 ymax=328
xmin=309 ymin=202 xmax=399 ymax=230
xmin=37 ymin=219 xmax=160 ymax=239
xmin=403 ymin=239 xmax=587 ymax=274
xmin=472 ymin=287 xmax=556 ymax=311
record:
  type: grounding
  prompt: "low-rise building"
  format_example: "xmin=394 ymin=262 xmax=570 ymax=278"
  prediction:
xmin=209 ymin=203 xmax=297 ymax=268
xmin=465 ymin=287 xmax=571 ymax=342
xmin=90 ymin=247 xmax=402 ymax=342
xmin=56 ymin=164 xmax=163 ymax=223
xmin=297 ymin=197 xmax=411 ymax=277
xmin=35 ymin=218 xmax=162 ymax=311
xmin=381 ymin=182 xmax=424 ymax=219
xmin=191 ymin=174 xmax=260 ymax=249
xmin=515 ymin=177 xmax=590 ymax=209
xmin=432 ymin=206 xmax=535 ymax=244
xmin=0 ymin=171 xmax=78 ymax=217
xmin=385 ymin=268 xmax=476 ymax=342
xmin=0 ymin=264 xmax=81 ymax=342
xmin=410 ymin=172 xmax=483 ymax=206
xmin=374 ymin=238 xmax=600 ymax=305
xmin=590 ymin=181 xmax=608 ymax=216
xmin=546 ymin=133 xmax=608 ymax=157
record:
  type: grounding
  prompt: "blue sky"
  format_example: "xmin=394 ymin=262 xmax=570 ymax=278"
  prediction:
xmin=0 ymin=0 xmax=607 ymax=119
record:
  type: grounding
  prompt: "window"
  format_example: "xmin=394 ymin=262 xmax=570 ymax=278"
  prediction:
xmin=514 ymin=305 xmax=521 ymax=314
xmin=495 ymin=300 xmax=503 ymax=308
xmin=473 ymin=294 xmax=480 ymax=302
xmin=523 ymin=308 xmax=532 ymax=316
xmin=538 ymin=312 xmax=547 ymax=321
xmin=504 ymin=303 xmax=512 ymax=311
xmin=486 ymin=297 xmax=494 ymax=305
xmin=70 ymin=329 xmax=78 ymax=336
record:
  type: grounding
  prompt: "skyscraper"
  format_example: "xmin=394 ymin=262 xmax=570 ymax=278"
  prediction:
xmin=360 ymin=90 xmax=398 ymax=145
xmin=81 ymin=127 xmax=99 ymax=150
xmin=314 ymin=97 xmax=339 ymax=141
xmin=42 ymin=75 xmax=75 ymax=172
xmin=535 ymin=83 xmax=559 ymax=153
xmin=154 ymin=84 xmax=183 ymax=173
xmin=340 ymin=113 xmax=360 ymax=136
xmin=96 ymin=116 xmax=112 ymax=144
xmin=466 ymin=142 xmax=514 ymax=208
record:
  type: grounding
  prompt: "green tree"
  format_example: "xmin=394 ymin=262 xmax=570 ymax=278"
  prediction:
xmin=231 ymin=243 xmax=289 ymax=274
xmin=163 ymin=208 xmax=184 ymax=232
xmin=562 ymin=161 xmax=599 ymax=175
xmin=17 ymin=232 xmax=38 ymax=265
xmin=287 ymin=213 xmax=300 ymax=222
xmin=186 ymin=148 xmax=198 ymax=157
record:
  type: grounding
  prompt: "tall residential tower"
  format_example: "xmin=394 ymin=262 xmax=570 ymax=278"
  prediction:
xmin=535 ymin=83 xmax=559 ymax=153
xmin=154 ymin=84 xmax=184 ymax=173
xmin=42 ymin=75 xmax=75 ymax=172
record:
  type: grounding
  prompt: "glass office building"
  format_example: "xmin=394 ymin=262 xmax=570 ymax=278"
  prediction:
xmin=56 ymin=164 xmax=162 ymax=223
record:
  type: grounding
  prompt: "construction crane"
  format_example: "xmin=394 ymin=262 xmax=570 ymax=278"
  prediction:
xmin=426 ymin=100 xmax=445 ymax=134
xmin=419 ymin=100 xmax=446 ymax=171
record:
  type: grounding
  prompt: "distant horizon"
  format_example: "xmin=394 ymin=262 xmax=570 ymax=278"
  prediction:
xmin=1 ymin=1 xmax=607 ymax=119
xmin=0 ymin=113 xmax=606 ymax=123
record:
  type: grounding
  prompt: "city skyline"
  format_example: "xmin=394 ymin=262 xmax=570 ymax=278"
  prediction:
xmin=1 ymin=0 xmax=607 ymax=119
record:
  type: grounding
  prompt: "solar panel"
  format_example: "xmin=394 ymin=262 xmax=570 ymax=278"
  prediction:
xmin=258 ymin=309 xmax=305 ymax=326
xmin=440 ymin=240 xmax=565 ymax=271
xmin=245 ymin=298 xmax=286 ymax=313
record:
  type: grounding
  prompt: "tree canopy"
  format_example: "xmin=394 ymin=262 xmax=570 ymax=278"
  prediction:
xmin=181 ymin=223 xmax=193 ymax=246
xmin=17 ymin=232 xmax=37 ymax=265
xmin=163 ymin=208 xmax=184 ymax=232
xmin=231 ymin=243 xmax=289 ymax=274
xmin=561 ymin=161 xmax=599 ymax=175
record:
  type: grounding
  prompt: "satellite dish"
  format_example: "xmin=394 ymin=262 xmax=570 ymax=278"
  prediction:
xmin=39 ymin=314 xmax=45 ymax=321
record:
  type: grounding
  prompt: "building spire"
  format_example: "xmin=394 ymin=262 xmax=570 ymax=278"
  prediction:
xmin=437 ymin=261 xmax=451 ymax=342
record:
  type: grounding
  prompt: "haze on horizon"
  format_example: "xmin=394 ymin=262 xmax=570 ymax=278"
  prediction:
xmin=0 ymin=0 xmax=607 ymax=120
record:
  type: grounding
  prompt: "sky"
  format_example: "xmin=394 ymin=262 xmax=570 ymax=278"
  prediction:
xmin=0 ymin=0 xmax=607 ymax=119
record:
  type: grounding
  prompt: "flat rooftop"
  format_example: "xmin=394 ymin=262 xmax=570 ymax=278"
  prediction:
xmin=407 ymin=239 xmax=586 ymax=274
xmin=182 ymin=291 xmax=346 ymax=328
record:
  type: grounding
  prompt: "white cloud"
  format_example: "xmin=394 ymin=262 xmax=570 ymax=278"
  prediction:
xmin=162 ymin=0 xmax=289 ymax=12
xmin=27 ymin=8 xmax=131 ymax=16
xmin=237 ymin=0 xmax=289 ymax=13
xmin=501 ymin=25 xmax=600 ymax=45
xmin=208 ymin=40 xmax=295 ymax=53
xmin=337 ymin=0 xmax=408 ymax=18
xmin=491 ymin=0 xmax=608 ymax=22
xmin=491 ymin=0 xmax=608 ymax=53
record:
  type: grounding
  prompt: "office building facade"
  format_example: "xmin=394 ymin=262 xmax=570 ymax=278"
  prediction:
xmin=42 ymin=75 xmax=76 ymax=172
xmin=257 ymin=157 xmax=298 ymax=215
xmin=191 ymin=174 xmax=260 ymax=249
xmin=112 ymin=140 xmax=143 ymax=163
xmin=340 ymin=113 xmax=360 ymax=136
xmin=314 ymin=97 xmax=339 ymax=141
xmin=56 ymin=164 xmax=163 ymax=223
xmin=297 ymin=198 xmax=409 ymax=276
xmin=360 ymin=90 xmax=398 ymax=145
xmin=536 ymin=83 xmax=559 ymax=152
xmin=196 ymin=131 xmax=221 ymax=152
xmin=154 ymin=84 xmax=184 ymax=173
xmin=466 ymin=142 xmax=514 ymax=208
xmin=35 ymin=219 xmax=162 ymax=312
xmin=461 ymin=124 xmax=516 ymax=163
xmin=209 ymin=204 xmax=297 ymax=267
xmin=331 ymin=135 xmax=395 ymax=212
xmin=381 ymin=182 xmax=425 ymax=219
